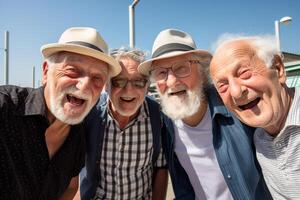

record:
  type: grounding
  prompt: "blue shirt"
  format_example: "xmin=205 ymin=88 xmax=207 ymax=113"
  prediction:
xmin=162 ymin=86 xmax=272 ymax=200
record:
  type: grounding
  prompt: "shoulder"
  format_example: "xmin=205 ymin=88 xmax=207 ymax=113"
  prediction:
xmin=145 ymin=95 xmax=160 ymax=106
xmin=0 ymin=85 xmax=30 ymax=100
xmin=145 ymin=95 xmax=161 ymax=116
xmin=0 ymin=85 xmax=32 ymax=109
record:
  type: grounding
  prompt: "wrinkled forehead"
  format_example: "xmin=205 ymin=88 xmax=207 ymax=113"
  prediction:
xmin=65 ymin=52 xmax=108 ymax=66
xmin=117 ymin=57 xmax=147 ymax=79
xmin=212 ymin=40 xmax=255 ymax=67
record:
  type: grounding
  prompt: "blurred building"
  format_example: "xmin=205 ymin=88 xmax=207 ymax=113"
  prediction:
xmin=283 ymin=52 xmax=300 ymax=88
xmin=148 ymin=83 xmax=160 ymax=102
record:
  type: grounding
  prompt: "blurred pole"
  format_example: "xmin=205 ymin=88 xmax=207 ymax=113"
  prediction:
xmin=274 ymin=20 xmax=280 ymax=52
xmin=32 ymin=66 xmax=35 ymax=88
xmin=129 ymin=0 xmax=140 ymax=48
xmin=4 ymin=31 xmax=9 ymax=85
xmin=274 ymin=16 xmax=292 ymax=53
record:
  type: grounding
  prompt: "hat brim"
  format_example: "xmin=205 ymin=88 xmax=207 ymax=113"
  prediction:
xmin=138 ymin=49 xmax=212 ymax=76
xmin=41 ymin=43 xmax=121 ymax=77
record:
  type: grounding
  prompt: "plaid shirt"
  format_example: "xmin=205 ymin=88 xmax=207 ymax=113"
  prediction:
xmin=94 ymin=101 xmax=167 ymax=200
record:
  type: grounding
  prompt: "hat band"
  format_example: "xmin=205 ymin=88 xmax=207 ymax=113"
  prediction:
xmin=67 ymin=41 xmax=104 ymax=52
xmin=152 ymin=43 xmax=194 ymax=58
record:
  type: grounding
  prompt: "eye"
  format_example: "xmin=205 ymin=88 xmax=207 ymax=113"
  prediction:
xmin=65 ymin=67 xmax=80 ymax=78
xmin=239 ymin=70 xmax=252 ymax=79
xmin=174 ymin=65 xmax=189 ymax=74
xmin=132 ymin=79 xmax=147 ymax=88
xmin=92 ymin=75 xmax=105 ymax=87
xmin=153 ymin=68 xmax=167 ymax=79
xmin=217 ymin=82 xmax=229 ymax=93
xmin=111 ymin=78 xmax=127 ymax=88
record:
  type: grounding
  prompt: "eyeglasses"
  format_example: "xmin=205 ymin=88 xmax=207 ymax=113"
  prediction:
xmin=150 ymin=60 xmax=201 ymax=82
xmin=111 ymin=78 xmax=148 ymax=89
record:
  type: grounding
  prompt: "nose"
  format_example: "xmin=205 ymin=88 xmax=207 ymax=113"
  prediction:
xmin=229 ymin=79 xmax=245 ymax=99
xmin=165 ymin=70 xmax=178 ymax=87
xmin=76 ymin=76 xmax=91 ymax=92
xmin=123 ymin=80 xmax=134 ymax=91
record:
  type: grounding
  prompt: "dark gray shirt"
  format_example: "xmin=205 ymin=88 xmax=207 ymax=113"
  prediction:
xmin=0 ymin=86 xmax=85 ymax=200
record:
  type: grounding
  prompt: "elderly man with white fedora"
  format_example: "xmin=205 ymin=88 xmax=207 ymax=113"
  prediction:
xmin=138 ymin=29 xmax=272 ymax=200
xmin=0 ymin=27 xmax=121 ymax=200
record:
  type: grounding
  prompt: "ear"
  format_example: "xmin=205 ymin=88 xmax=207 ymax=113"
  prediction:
xmin=272 ymin=55 xmax=286 ymax=84
xmin=42 ymin=61 xmax=49 ymax=86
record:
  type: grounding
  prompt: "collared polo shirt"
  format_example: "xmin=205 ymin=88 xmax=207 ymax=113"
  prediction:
xmin=254 ymin=87 xmax=300 ymax=199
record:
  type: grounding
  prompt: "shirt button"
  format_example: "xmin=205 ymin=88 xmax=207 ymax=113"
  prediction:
xmin=227 ymin=174 xmax=231 ymax=179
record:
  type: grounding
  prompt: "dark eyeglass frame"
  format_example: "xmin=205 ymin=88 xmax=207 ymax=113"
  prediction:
xmin=150 ymin=60 xmax=201 ymax=82
xmin=111 ymin=78 xmax=149 ymax=89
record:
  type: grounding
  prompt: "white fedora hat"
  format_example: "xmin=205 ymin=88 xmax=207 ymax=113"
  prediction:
xmin=138 ymin=28 xmax=212 ymax=76
xmin=41 ymin=27 xmax=121 ymax=77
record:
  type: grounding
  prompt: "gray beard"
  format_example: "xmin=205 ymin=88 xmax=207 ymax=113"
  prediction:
xmin=159 ymin=86 xmax=203 ymax=120
xmin=47 ymin=69 xmax=92 ymax=125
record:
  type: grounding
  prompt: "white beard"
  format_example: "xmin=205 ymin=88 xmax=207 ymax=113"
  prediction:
xmin=159 ymin=85 xmax=203 ymax=120
xmin=47 ymin=70 xmax=93 ymax=125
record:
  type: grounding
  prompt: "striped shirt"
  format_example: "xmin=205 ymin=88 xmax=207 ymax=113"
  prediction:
xmin=254 ymin=87 xmax=300 ymax=199
xmin=94 ymin=101 xmax=166 ymax=200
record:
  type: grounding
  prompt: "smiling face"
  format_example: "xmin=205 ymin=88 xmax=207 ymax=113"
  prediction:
xmin=108 ymin=56 xmax=148 ymax=119
xmin=210 ymin=40 xmax=288 ymax=132
xmin=43 ymin=52 xmax=108 ymax=124
xmin=152 ymin=53 xmax=206 ymax=120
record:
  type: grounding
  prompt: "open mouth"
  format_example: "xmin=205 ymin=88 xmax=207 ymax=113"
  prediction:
xmin=168 ymin=90 xmax=187 ymax=96
xmin=238 ymin=97 xmax=260 ymax=110
xmin=67 ymin=94 xmax=85 ymax=106
xmin=120 ymin=96 xmax=135 ymax=103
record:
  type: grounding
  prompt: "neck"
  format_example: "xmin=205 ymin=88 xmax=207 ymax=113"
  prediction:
xmin=109 ymin=101 xmax=139 ymax=130
xmin=45 ymin=112 xmax=71 ymax=159
xmin=182 ymin=100 xmax=208 ymax=127
xmin=265 ymin=86 xmax=295 ymax=136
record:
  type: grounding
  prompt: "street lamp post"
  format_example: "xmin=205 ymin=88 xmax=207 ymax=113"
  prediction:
xmin=129 ymin=0 xmax=140 ymax=48
xmin=4 ymin=31 xmax=9 ymax=85
xmin=274 ymin=16 xmax=292 ymax=52
xmin=32 ymin=66 xmax=35 ymax=88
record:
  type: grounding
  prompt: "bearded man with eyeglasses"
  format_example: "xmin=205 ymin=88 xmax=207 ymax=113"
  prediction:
xmin=138 ymin=29 xmax=272 ymax=200
xmin=79 ymin=48 xmax=168 ymax=200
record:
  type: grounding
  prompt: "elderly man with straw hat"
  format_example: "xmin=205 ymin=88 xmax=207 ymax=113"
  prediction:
xmin=138 ymin=29 xmax=272 ymax=200
xmin=0 ymin=27 xmax=121 ymax=200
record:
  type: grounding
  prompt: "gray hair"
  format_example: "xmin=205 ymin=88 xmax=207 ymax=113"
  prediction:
xmin=105 ymin=47 xmax=149 ymax=93
xmin=213 ymin=34 xmax=280 ymax=68
xmin=191 ymin=53 xmax=212 ymax=87
xmin=110 ymin=47 xmax=146 ymax=63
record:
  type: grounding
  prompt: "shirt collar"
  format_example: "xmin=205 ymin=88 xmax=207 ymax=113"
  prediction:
xmin=285 ymin=87 xmax=300 ymax=126
xmin=205 ymin=85 xmax=231 ymax=118
xmin=23 ymin=86 xmax=47 ymax=117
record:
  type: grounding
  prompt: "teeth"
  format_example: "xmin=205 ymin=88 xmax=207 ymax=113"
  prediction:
xmin=67 ymin=94 xmax=85 ymax=105
xmin=121 ymin=97 xmax=134 ymax=101
xmin=239 ymin=98 xmax=260 ymax=110
xmin=68 ymin=93 xmax=88 ymax=101
xmin=169 ymin=90 xmax=186 ymax=96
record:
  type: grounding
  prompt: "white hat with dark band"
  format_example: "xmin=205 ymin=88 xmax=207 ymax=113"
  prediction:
xmin=41 ymin=27 xmax=121 ymax=77
xmin=138 ymin=28 xmax=212 ymax=76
